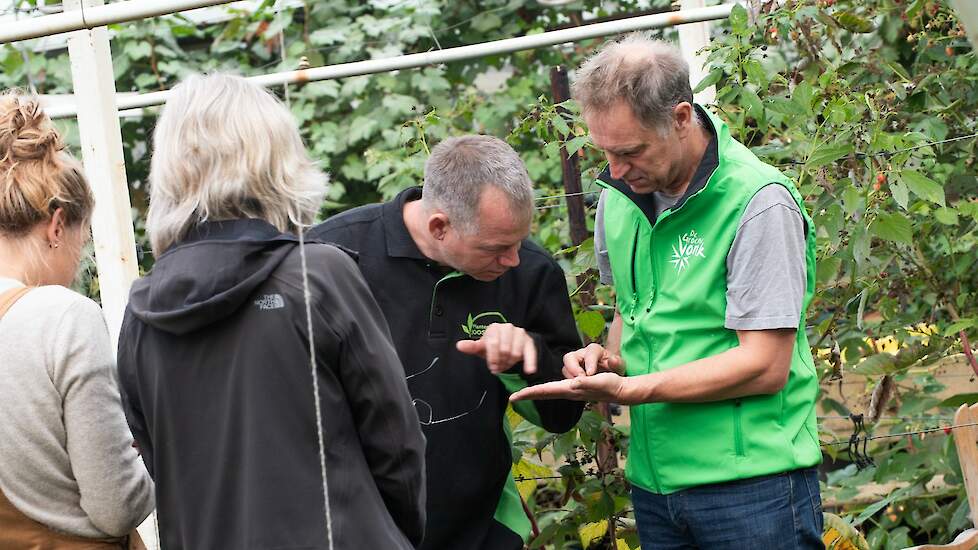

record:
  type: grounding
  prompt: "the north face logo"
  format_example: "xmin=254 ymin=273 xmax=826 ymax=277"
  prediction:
xmin=670 ymin=230 xmax=706 ymax=273
xmin=254 ymin=294 xmax=285 ymax=310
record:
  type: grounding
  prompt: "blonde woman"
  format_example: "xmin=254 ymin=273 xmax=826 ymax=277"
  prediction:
xmin=0 ymin=93 xmax=153 ymax=548
xmin=117 ymin=73 xmax=426 ymax=550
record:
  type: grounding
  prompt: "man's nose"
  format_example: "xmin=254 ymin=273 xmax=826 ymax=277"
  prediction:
xmin=608 ymin=155 xmax=629 ymax=180
xmin=499 ymin=246 xmax=520 ymax=268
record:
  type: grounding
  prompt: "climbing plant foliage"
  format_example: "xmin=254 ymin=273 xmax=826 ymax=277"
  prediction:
xmin=3 ymin=0 xmax=977 ymax=547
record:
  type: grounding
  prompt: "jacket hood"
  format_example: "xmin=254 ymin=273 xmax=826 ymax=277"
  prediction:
xmin=128 ymin=219 xmax=307 ymax=335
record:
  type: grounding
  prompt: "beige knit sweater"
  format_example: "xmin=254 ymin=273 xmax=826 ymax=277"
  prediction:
xmin=0 ymin=277 xmax=153 ymax=538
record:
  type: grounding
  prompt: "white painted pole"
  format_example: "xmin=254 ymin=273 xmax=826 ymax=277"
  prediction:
xmin=0 ymin=0 xmax=234 ymax=44
xmin=679 ymin=0 xmax=717 ymax=105
xmin=949 ymin=0 xmax=978 ymax=51
xmin=64 ymin=0 xmax=138 ymax=352
xmin=63 ymin=6 xmax=156 ymax=542
xmin=46 ymin=3 xmax=740 ymax=119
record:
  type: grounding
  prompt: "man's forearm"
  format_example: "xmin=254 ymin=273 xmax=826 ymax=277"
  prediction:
xmin=619 ymin=342 xmax=790 ymax=404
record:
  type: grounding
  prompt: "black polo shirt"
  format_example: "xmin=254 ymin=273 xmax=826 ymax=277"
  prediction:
xmin=309 ymin=187 xmax=584 ymax=550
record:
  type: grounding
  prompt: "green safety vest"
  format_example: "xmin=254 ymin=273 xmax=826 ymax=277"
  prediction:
xmin=599 ymin=107 xmax=821 ymax=494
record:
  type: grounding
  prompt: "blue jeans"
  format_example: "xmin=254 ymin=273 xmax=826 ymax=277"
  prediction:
xmin=632 ymin=467 xmax=823 ymax=549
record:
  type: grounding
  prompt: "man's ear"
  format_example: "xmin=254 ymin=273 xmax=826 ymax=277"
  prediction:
xmin=46 ymin=207 xmax=67 ymax=248
xmin=673 ymin=102 xmax=694 ymax=136
xmin=428 ymin=213 xmax=450 ymax=241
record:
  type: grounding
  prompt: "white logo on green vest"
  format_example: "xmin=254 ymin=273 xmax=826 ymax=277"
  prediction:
xmin=670 ymin=230 xmax=706 ymax=272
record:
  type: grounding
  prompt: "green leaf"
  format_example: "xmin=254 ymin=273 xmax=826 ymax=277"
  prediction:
xmin=851 ymin=224 xmax=872 ymax=271
xmin=381 ymin=94 xmax=418 ymax=115
xmin=935 ymin=207 xmax=959 ymax=225
xmin=743 ymin=59 xmax=767 ymax=89
xmin=817 ymin=256 xmax=842 ymax=284
xmin=890 ymin=179 xmax=909 ymax=210
xmin=564 ymin=135 xmax=589 ymax=158
xmin=871 ymin=211 xmax=913 ymax=244
xmin=575 ymin=310 xmax=606 ymax=340
xmin=807 ymin=142 xmax=852 ymax=168
xmin=740 ymin=86 xmax=765 ymax=123
xmin=579 ymin=520 xmax=609 ymax=547
xmin=123 ymin=41 xmax=152 ymax=60
xmin=841 ymin=185 xmax=863 ymax=218
xmin=941 ymin=393 xmax=978 ymax=408
xmin=729 ymin=4 xmax=749 ymax=36
xmin=884 ymin=60 xmax=912 ymax=82
xmin=693 ymin=68 xmax=723 ymax=94
xmin=856 ymin=288 xmax=868 ymax=330
xmin=792 ymin=81 xmax=815 ymax=111
xmin=348 ymin=116 xmax=378 ymax=144
xmin=898 ymin=170 xmax=945 ymax=206
xmin=309 ymin=27 xmax=346 ymax=45
xmin=471 ymin=12 xmax=502 ymax=32
xmin=851 ymin=353 xmax=897 ymax=376
xmin=766 ymin=97 xmax=807 ymax=116
xmin=944 ymin=319 xmax=976 ymax=337
xmin=852 ymin=485 xmax=912 ymax=526
xmin=833 ymin=11 xmax=875 ymax=33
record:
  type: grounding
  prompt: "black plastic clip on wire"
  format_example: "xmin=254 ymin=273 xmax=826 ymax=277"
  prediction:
xmin=847 ymin=413 xmax=875 ymax=470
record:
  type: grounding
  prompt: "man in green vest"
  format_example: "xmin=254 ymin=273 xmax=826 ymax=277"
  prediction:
xmin=511 ymin=34 xmax=823 ymax=548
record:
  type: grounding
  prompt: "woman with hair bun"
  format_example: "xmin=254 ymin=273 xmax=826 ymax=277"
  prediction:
xmin=0 ymin=93 xmax=154 ymax=548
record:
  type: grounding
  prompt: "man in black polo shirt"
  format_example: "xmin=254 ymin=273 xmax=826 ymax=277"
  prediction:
xmin=309 ymin=134 xmax=584 ymax=550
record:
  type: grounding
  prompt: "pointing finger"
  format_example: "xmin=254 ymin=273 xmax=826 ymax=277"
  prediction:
xmin=522 ymin=336 xmax=537 ymax=375
xmin=583 ymin=344 xmax=605 ymax=376
xmin=484 ymin=334 xmax=501 ymax=373
xmin=456 ymin=339 xmax=486 ymax=357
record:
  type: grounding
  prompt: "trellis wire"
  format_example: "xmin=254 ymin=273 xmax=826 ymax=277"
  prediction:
xmin=532 ymin=131 xmax=978 ymax=212
xmin=776 ymin=131 xmax=978 ymax=167
xmin=821 ymin=420 xmax=978 ymax=447
xmin=508 ymin=421 xmax=978 ymax=483
xmin=297 ymin=223 xmax=335 ymax=550
xmin=817 ymin=415 xmax=954 ymax=421
xmin=535 ymin=190 xmax=598 ymax=202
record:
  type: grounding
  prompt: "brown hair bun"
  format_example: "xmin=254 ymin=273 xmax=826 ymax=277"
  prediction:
xmin=0 ymin=92 xmax=93 ymax=236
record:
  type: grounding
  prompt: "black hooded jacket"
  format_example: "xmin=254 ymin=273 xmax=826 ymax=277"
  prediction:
xmin=117 ymin=219 xmax=426 ymax=550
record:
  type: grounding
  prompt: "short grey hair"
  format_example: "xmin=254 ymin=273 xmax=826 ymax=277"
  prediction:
xmin=422 ymin=135 xmax=533 ymax=234
xmin=146 ymin=73 xmax=327 ymax=253
xmin=572 ymin=33 xmax=697 ymax=134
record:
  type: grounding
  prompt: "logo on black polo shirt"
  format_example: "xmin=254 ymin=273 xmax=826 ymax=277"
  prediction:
xmin=461 ymin=311 xmax=508 ymax=338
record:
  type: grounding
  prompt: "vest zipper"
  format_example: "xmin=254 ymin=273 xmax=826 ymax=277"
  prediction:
xmin=733 ymin=399 xmax=745 ymax=457
xmin=628 ymin=222 xmax=640 ymax=322
xmin=646 ymin=232 xmax=657 ymax=314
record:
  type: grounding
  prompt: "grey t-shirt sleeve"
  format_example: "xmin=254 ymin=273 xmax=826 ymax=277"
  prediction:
xmin=595 ymin=189 xmax=614 ymax=285
xmin=725 ymin=183 xmax=808 ymax=331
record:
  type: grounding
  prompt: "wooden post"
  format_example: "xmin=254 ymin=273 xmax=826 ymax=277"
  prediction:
xmin=63 ymin=2 xmax=153 ymax=547
xmin=550 ymin=65 xmax=619 ymax=546
xmin=64 ymin=0 xmax=139 ymax=352
xmin=549 ymin=66 xmax=595 ymax=304
xmin=679 ymin=0 xmax=716 ymax=105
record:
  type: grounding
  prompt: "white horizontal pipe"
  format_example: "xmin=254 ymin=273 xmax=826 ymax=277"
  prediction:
xmin=0 ymin=0 xmax=235 ymax=45
xmin=46 ymin=3 xmax=738 ymax=120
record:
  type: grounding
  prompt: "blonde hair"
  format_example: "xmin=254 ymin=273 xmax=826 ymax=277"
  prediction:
xmin=0 ymin=92 xmax=92 ymax=236
xmin=146 ymin=73 xmax=327 ymax=253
